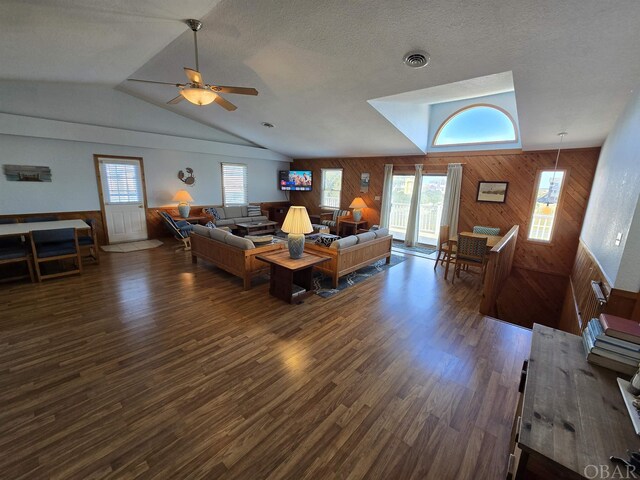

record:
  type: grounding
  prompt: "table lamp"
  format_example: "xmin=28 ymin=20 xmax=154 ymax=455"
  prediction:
xmin=281 ymin=206 xmax=313 ymax=259
xmin=349 ymin=197 xmax=367 ymax=222
xmin=173 ymin=190 xmax=194 ymax=218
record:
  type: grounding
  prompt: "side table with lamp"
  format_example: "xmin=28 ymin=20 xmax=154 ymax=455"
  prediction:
xmin=256 ymin=206 xmax=329 ymax=303
xmin=173 ymin=190 xmax=194 ymax=218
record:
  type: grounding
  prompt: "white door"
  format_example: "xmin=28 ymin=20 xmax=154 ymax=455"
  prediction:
xmin=97 ymin=157 xmax=148 ymax=243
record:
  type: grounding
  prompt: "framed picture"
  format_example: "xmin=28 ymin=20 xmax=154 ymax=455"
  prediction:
xmin=476 ymin=181 xmax=509 ymax=203
xmin=3 ymin=164 xmax=52 ymax=182
xmin=360 ymin=172 xmax=370 ymax=193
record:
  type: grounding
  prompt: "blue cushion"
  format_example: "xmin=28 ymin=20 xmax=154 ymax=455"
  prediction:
xmin=78 ymin=236 xmax=94 ymax=245
xmin=0 ymin=246 xmax=28 ymax=260
xmin=32 ymin=228 xmax=75 ymax=243
xmin=24 ymin=217 xmax=57 ymax=223
xmin=35 ymin=241 xmax=77 ymax=258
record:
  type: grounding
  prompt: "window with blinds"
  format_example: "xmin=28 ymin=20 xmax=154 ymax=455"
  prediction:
xmin=320 ymin=168 xmax=343 ymax=208
xmin=222 ymin=163 xmax=248 ymax=206
xmin=103 ymin=162 xmax=141 ymax=204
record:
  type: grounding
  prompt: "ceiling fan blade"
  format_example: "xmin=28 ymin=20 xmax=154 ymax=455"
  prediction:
xmin=184 ymin=67 xmax=203 ymax=85
xmin=167 ymin=95 xmax=184 ymax=105
xmin=213 ymin=95 xmax=237 ymax=111
xmin=211 ymin=85 xmax=259 ymax=96
xmin=127 ymin=78 xmax=183 ymax=87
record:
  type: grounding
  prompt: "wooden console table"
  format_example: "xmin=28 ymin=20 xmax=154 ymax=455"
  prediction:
xmin=256 ymin=250 xmax=329 ymax=304
xmin=508 ymin=324 xmax=638 ymax=479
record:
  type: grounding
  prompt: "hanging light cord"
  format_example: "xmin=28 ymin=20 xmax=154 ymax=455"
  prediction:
xmin=547 ymin=132 xmax=567 ymax=206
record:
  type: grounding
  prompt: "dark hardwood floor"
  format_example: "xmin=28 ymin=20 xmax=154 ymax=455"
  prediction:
xmin=0 ymin=245 xmax=531 ymax=479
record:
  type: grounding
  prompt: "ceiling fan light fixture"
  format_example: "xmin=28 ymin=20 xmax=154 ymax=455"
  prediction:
xmin=180 ymin=87 xmax=217 ymax=106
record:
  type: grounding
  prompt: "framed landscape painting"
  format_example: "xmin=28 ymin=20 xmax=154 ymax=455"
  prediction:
xmin=477 ymin=181 xmax=508 ymax=203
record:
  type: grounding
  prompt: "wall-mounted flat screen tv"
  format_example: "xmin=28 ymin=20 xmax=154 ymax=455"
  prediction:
xmin=279 ymin=170 xmax=312 ymax=191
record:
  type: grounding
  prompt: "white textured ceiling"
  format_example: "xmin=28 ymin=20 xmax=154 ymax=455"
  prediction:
xmin=0 ymin=0 xmax=220 ymax=84
xmin=2 ymin=0 xmax=640 ymax=158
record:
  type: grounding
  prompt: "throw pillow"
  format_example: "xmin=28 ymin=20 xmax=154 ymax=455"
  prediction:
xmin=315 ymin=234 xmax=340 ymax=247
xmin=247 ymin=205 xmax=261 ymax=217
xmin=205 ymin=221 xmax=217 ymax=229
xmin=203 ymin=207 xmax=221 ymax=220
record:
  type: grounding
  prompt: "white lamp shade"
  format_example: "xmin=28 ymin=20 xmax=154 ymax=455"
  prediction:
xmin=281 ymin=206 xmax=313 ymax=234
xmin=180 ymin=87 xmax=217 ymax=106
xmin=172 ymin=190 xmax=194 ymax=203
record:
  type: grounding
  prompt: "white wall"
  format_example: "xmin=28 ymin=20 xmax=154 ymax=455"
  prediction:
xmin=580 ymin=89 xmax=640 ymax=291
xmin=0 ymin=134 xmax=289 ymax=214
xmin=0 ymin=81 xmax=290 ymax=215
xmin=617 ymin=201 xmax=640 ymax=292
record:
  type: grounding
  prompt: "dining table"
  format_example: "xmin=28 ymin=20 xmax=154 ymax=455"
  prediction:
xmin=444 ymin=231 xmax=504 ymax=280
xmin=0 ymin=219 xmax=91 ymax=237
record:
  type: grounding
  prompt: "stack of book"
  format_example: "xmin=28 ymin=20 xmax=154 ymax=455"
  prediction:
xmin=582 ymin=313 xmax=640 ymax=376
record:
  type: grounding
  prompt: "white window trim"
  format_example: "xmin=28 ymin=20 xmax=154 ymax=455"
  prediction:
xmin=320 ymin=168 xmax=343 ymax=209
xmin=221 ymin=162 xmax=248 ymax=207
xmin=432 ymin=103 xmax=519 ymax=147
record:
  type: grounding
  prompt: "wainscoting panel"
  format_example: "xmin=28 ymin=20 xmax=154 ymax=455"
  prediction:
xmin=559 ymin=240 xmax=640 ymax=333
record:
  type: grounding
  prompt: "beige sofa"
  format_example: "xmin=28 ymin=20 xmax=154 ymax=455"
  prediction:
xmin=201 ymin=205 xmax=269 ymax=227
xmin=190 ymin=224 xmax=284 ymax=289
xmin=304 ymin=228 xmax=392 ymax=288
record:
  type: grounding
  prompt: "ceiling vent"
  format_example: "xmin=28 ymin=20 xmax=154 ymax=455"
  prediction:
xmin=403 ymin=51 xmax=430 ymax=69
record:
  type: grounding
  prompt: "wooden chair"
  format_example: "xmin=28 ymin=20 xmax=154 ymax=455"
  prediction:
xmin=78 ymin=219 xmax=100 ymax=264
xmin=0 ymin=219 xmax=34 ymax=283
xmin=30 ymin=228 xmax=82 ymax=282
xmin=318 ymin=209 xmax=351 ymax=235
xmin=433 ymin=225 xmax=456 ymax=272
xmin=452 ymin=234 xmax=488 ymax=284
xmin=158 ymin=211 xmax=194 ymax=251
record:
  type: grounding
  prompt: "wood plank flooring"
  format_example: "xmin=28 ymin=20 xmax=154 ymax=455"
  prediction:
xmin=0 ymin=246 xmax=531 ymax=479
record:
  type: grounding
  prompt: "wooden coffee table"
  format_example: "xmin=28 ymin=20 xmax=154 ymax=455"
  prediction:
xmin=256 ymin=250 xmax=329 ymax=304
xmin=235 ymin=220 xmax=278 ymax=236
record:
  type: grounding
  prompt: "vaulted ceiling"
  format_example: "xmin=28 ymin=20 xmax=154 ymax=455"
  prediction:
xmin=2 ymin=0 xmax=639 ymax=158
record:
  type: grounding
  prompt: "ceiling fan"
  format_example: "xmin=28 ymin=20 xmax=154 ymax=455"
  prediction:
xmin=127 ymin=19 xmax=258 ymax=111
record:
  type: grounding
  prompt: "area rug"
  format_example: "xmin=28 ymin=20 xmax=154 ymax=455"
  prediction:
xmin=313 ymin=254 xmax=406 ymax=298
xmin=392 ymin=243 xmax=437 ymax=257
xmin=101 ymin=239 xmax=163 ymax=253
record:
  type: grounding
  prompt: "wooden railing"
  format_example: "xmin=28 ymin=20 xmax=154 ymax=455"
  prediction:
xmin=479 ymin=225 xmax=519 ymax=317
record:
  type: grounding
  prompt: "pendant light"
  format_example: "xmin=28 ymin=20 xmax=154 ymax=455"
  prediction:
xmin=541 ymin=132 xmax=567 ymax=215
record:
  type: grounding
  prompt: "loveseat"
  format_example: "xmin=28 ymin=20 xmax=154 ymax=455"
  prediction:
xmin=201 ymin=205 xmax=269 ymax=227
xmin=303 ymin=227 xmax=392 ymax=288
xmin=190 ymin=224 xmax=284 ymax=289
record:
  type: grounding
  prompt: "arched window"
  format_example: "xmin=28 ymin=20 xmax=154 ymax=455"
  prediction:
xmin=433 ymin=104 xmax=518 ymax=147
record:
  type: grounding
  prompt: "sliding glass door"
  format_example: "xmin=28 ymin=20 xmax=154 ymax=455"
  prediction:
xmin=389 ymin=174 xmax=446 ymax=245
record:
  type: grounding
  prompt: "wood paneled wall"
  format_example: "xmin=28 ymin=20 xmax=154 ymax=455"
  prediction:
xmin=291 ymin=148 xmax=599 ymax=277
xmin=558 ymin=240 xmax=640 ymax=334
xmin=292 ymin=149 xmax=599 ymax=328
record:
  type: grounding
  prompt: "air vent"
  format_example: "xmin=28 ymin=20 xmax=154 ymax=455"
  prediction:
xmin=403 ymin=51 xmax=430 ymax=69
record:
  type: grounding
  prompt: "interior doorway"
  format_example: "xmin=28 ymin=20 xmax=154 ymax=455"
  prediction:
xmin=94 ymin=155 xmax=148 ymax=244
xmin=389 ymin=173 xmax=446 ymax=245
